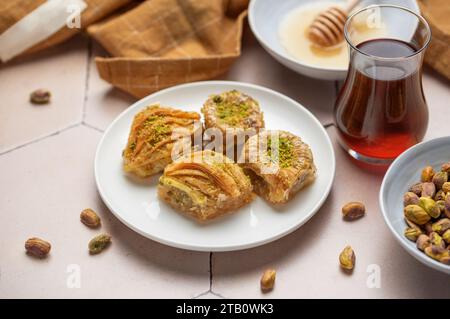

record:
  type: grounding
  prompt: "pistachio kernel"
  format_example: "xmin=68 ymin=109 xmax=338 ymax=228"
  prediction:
xmin=424 ymin=245 xmax=449 ymax=261
xmin=421 ymin=182 xmax=436 ymax=198
xmin=88 ymin=233 xmax=111 ymax=255
xmin=404 ymin=227 xmax=422 ymax=242
xmin=441 ymin=162 xmax=450 ymax=173
xmin=416 ymin=234 xmax=431 ymax=251
xmin=418 ymin=197 xmax=441 ymax=219
xmin=404 ymin=205 xmax=431 ymax=225
xmin=435 ymin=190 xmax=447 ymax=201
xmin=30 ymin=89 xmax=51 ymax=104
xmin=339 ymin=245 xmax=355 ymax=271
xmin=433 ymin=171 xmax=448 ymax=190
xmin=408 ymin=182 xmax=423 ymax=196
xmin=442 ymin=230 xmax=450 ymax=244
xmin=429 ymin=232 xmax=445 ymax=249
xmin=442 ymin=182 xmax=450 ymax=194
xmin=404 ymin=192 xmax=420 ymax=207
xmin=421 ymin=166 xmax=435 ymax=182
xmin=260 ymin=269 xmax=276 ymax=292
xmin=432 ymin=218 xmax=450 ymax=235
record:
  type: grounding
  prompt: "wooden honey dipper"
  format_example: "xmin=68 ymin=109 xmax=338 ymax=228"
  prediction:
xmin=308 ymin=0 xmax=361 ymax=47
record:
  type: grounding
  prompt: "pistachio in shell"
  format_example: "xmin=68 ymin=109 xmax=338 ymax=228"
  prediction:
xmin=342 ymin=202 xmax=365 ymax=220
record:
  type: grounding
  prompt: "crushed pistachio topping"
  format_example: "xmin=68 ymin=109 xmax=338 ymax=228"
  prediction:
xmin=267 ymin=136 xmax=294 ymax=168
xmin=213 ymin=92 xmax=251 ymax=126
xmin=137 ymin=115 xmax=170 ymax=146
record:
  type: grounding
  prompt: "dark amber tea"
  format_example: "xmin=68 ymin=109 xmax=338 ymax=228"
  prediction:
xmin=335 ymin=38 xmax=428 ymax=161
xmin=334 ymin=5 xmax=431 ymax=165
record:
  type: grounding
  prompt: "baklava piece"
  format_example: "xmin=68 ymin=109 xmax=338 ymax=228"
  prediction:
xmin=158 ymin=150 xmax=254 ymax=222
xmin=123 ymin=104 xmax=201 ymax=177
xmin=240 ymin=130 xmax=316 ymax=205
xmin=201 ymin=90 xmax=264 ymax=155
xmin=202 ymin=90 xmax=264 ymax=132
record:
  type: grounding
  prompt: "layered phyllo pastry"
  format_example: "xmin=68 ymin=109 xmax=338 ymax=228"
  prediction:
xmin=201 ymin=90 xmax=264 ymax=158
xmin=202 ymin=90 xmax=264 ymax=132
xmin=240 ymin=130 xmax=316 ymax=205
xmin=158 ymin=150 xmax=254 ymax=222
xmin=123 ymin=105 xmax=201 ymax=177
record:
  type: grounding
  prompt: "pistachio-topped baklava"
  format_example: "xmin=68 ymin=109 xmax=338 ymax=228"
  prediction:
xmin=123 ymin=104 xmax=201 ymax=177
xmin=240 ymin=130 xmax=316 ymax=205
xmin=158 ymin=150 xmax=254 ymax=222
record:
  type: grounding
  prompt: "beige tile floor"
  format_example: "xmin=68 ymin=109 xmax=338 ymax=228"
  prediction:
xmin=0 ymin=28 xmax=449 ymax=298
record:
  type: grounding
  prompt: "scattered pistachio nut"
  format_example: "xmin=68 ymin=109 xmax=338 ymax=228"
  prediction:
xmin=445 ymin=194 xmax=450 ymax=218
xmin=80 ymin=208 xmax=101 ymax=228
xmin=260 ymin=269 xmax=276 ymax=292
xmin=88 ymin=233 xmax=111 ymax=255
xmin=432 ymin=171 xmax=448 ymax=190
xmin=424 ymin=245 xmax=449 ymax=261
xmin=25 ymin=237 xmax=51 ymax=258
xmin=442 ymin=182 xmax=450 ymax=194
xmin=421 ymin=166 xmax=435 ymax=182
xmin=339 ymin=245 xmax=355 ymax=271
xmin=418 ymin=197 xmax=441 ymax=218
xmin=421 ymin=182 xmax=436 ymax=198
xmin=404 ymin=205 xmax=431 ymax=225
xmin=404 ymin=227 xmax=422 ymax=242
xmin=416 ymin=234 xmax=431 ymax=251
xmin=408 ymin=182 xmax=423 ymax=196
xmin=30 ymin=89 xmax=51 ymax=104
xmin=432 ymin=218 xmax=450 ymax=235
xmin=404 ymin=192 xmax=420 ymax=207
xmin=342 ymin=202 xmax=365 ymax=220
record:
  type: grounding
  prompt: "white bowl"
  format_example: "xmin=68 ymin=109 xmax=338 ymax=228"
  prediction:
xmin=380 ymin=137 xmax=450 ymax=275
xmin=248 ymin=0 xmax=420 ymax=81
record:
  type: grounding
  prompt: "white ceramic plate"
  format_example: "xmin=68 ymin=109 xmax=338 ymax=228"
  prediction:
xmin=248 ymin=0 xmax=420 ymax=80
xmin=95 ymin=81 xmax=335 ymax=252
xmin=380 ymin=137 xmax=450 ymax=275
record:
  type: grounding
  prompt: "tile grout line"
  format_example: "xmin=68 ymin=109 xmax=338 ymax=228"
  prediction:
xmin=82 ymin=122 xmax=104 ymax=133
xmin=81 ymin=38 xmax=93 ymax=123
xmin=0 ymin=123 xmax=81 ymax=156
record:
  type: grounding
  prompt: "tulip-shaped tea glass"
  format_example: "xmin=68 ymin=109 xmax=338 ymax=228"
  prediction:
xmin=334 ymin=5 xmax=431 ymax=165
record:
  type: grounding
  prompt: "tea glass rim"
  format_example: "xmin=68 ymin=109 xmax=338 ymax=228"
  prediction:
xmin=344 ymin=4 xmax=432 ymax=61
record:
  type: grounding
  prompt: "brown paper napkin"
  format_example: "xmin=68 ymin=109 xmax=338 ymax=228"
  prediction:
xmin=0 ymin=0 xmax=132 ymax=57
xmin=87 ymin=0 xmax=248 ymax=98
xmin=418 ymin=0 xmax=450 ymax=80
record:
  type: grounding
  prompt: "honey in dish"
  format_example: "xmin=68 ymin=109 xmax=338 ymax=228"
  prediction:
xmin=278 ymin=2 xmax=386 ymax=69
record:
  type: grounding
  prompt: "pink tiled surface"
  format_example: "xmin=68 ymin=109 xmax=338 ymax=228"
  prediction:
xmin=0 ymin=27 xmax=449 ymax=298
